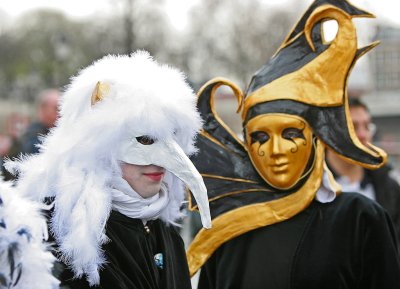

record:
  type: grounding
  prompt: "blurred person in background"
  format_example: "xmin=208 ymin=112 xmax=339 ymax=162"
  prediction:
xmin=18 ymin=88 xmax=60 ymax=155
xmin=1 ymin=89 xmax=59 ymax=180
xmin=0 ymin=133 xmax=12 ymax=173
xmin=326 ymin=97 xmax=400 ymax=249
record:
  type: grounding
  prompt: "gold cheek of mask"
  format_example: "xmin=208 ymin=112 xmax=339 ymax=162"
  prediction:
xmin=245 ymin=113 xmax=313 ymax=190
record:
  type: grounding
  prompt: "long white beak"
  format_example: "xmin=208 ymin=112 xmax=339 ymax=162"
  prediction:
xmin=117 ymin=137 xmax=211 ymax=228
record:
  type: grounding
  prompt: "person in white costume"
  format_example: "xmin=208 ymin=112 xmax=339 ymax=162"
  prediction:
xmin=6 ymin=51 xmax=211 ymax=289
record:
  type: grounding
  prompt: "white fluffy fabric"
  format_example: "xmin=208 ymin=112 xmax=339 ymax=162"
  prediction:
xmin=6 ymin=51 xmax=202 ymax=285
xmin=0 ymin=180 xmax=58 ymax=289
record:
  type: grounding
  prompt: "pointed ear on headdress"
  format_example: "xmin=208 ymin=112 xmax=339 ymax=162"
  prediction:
xmin=91 ymin=81 xmax=110 ymax=106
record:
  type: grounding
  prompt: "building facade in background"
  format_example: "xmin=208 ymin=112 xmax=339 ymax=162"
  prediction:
xmin=365 ymin=24 xmax=400 ymax=175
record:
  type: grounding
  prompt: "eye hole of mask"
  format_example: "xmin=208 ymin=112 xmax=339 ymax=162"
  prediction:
xmin=136 ymin=136 xmax=156 ymax=145
xmin=282 ymin=128 xmax=305 ymax=140
xmin=250 ymin=131 xmax=270 ymax=144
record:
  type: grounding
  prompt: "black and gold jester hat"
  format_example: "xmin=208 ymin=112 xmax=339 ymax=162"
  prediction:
xmin=243 ymin=0 xmax=386 ymax=168
xmin=186 ymin=0 xmax=386 ymax=276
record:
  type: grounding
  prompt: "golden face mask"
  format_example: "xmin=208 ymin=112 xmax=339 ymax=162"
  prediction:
xmin=246 ymin=114 xmax=313 ymax=190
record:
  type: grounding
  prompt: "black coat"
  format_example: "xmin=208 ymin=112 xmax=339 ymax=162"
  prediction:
xmin=327 ymin=162 xmax=400 ymax=249
xmin=57 ymin=211 xmax=191 ymax=289
xmin=199 ymin=193 xmax=400 ymax=289
xmin=366 ymin=165 xmax=400 ymax=248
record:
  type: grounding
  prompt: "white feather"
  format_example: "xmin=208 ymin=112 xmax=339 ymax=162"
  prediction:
xmin=0 ymin=180 xmax=58 ymax=289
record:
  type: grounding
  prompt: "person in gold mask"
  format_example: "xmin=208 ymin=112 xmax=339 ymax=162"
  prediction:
xmin=186 ymin=0 xmax=400 ymax=288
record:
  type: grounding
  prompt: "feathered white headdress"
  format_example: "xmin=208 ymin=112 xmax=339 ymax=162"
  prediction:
xmin=7 ymin=51 xmax=211 ymax=285
xmin=0 ymin=180 xmax=58 ymax=289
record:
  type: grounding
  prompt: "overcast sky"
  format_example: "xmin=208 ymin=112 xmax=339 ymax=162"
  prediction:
xmin=0 ymin=0 xmax=399 ymax=29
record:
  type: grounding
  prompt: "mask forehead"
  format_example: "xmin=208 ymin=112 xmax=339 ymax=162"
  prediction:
xmin=247 ymin=113 xmax=309 ymax=134
xmin=245 ymin=113 xmax=314 ymax=190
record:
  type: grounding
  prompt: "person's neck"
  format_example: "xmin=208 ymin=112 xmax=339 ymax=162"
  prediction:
xmin=326 ymin=150 xmax=364 ymax=183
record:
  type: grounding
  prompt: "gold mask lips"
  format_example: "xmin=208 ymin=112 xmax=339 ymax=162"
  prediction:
xmin=187 ymin=0 xmax=387 ymax=277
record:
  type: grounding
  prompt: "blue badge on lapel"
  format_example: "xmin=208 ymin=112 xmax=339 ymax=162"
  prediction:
xmin=154 ymin=253 xmax=163 ymax=269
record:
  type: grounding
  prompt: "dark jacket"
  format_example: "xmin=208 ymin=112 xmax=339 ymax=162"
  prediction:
xmin=327 ymin=162 xmax=400 ymax=249
xmin=2 ymin=122 xmax=49 ymax=181
xmin=367 ymin=165 xmax=400 ymax=247
xmin=199 ymin=193 xmax=400 ymax=289
xmin=18 ymin=122 xmax=49 ymax=155
xmin=54 ymin=211 xmax=191 ymax=289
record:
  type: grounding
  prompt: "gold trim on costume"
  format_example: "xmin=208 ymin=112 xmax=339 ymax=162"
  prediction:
xmin=187 ymin=173 xmax=271 ymax=210
xmin=197 ymin=78 xmax=246 ymax=149
xmin=187 ymin=140 xmax=325 ymax=276
xmin=201 ymin=174 xmax=259 ymax=184
xmin=188 ymin=188 xmax=273 ymax=211
xmin=187 ymin=174 xmax=267 ymax=211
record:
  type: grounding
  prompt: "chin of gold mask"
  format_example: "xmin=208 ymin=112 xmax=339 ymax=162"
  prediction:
xmin=245 ymin=113 xmax=313 ymax=190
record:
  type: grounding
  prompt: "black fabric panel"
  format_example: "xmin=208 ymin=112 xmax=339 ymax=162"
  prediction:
xmin=198 ymin=206 xmax=312 ymax=289
xmin=191 ymin=136 xmax=259 ymax=182
xmin=291 ymin=193 xmax=400 ymax=289
xmin=326 ymin=161 xmax=400 ymax=255
xmin=208 ymin=190 xmax=291 ymax=219
xmin=368 ymin=166 xmax=400 ymax=252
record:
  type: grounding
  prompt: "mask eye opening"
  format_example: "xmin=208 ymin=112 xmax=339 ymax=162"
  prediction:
xmin=282 ymin=127 xmax=305 ymax=140
xmin=250 ymin=131 xmax=270 ymax=144
xmin=136 ymin=135 xmax=155 ymax=145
